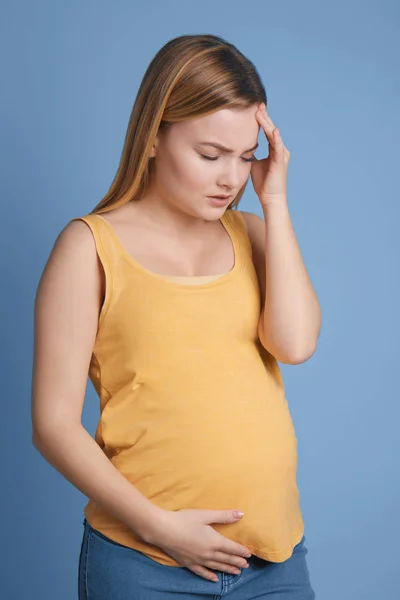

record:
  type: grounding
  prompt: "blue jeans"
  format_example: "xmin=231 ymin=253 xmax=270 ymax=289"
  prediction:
xmin=78 ymin=518 xmax=316 ymax=599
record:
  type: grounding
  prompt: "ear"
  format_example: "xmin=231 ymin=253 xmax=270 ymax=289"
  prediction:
xmin=149 ymin=131 xmax=162 ymax=158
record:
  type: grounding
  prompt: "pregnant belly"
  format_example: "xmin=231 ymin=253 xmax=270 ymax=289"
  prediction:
xmin=111 ymin=391 xmax=298 ymax=512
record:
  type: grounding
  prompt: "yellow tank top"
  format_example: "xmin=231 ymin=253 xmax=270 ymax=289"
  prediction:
xmin=71 ymin=208 xmax=304 ymax=566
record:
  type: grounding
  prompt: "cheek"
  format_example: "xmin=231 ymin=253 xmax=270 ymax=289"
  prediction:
xmin=173 ymin=154 xmax=214 ymax=190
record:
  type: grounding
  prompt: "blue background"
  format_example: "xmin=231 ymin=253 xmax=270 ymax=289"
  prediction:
xmin=2 ymin=1 xmax=399 ymax=598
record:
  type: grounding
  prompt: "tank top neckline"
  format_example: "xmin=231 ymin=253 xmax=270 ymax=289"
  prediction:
xmin=92 ymin=210 xmax=243 ymax=290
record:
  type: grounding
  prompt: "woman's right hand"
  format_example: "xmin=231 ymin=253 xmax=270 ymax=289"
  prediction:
xmin=145 ymin=508 xmax=252 ymax=582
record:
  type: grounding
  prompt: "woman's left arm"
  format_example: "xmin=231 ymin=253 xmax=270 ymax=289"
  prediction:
xmin=241 ymin=103 xmax=322 ymax=364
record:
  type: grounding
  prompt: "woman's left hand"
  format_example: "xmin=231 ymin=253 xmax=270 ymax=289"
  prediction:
xmin=250 ymin=103 xmax=290 ymax=207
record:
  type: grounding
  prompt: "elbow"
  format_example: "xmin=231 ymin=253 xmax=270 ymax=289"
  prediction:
xmin=257 ymin=320 xmax=319 ymax=364
xmin=279 ymin=342 xmax=317 ymax=364
xmin=259 ymin=332 xmax=317 ymax=364
xmin=32 ymin=427 xmax=50 ymax=451
xmin=31 ymin=419 xmax=73 ymax=449
xmin=279 ymin=350 xmax=315 ymax=364
xmin=32 ymin=419 xmax=50 ymax=448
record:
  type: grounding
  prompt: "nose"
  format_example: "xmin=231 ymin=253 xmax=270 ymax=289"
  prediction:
xmin=217 ymin=159 xmax=243 ymax=191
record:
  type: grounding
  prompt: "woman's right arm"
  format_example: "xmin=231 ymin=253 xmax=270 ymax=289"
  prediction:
xmin=31 ymin=219 xmax=163 ymax=543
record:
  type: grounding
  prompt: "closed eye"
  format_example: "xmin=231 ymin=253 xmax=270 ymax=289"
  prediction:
xmin=200 ymin=154 xmax=256 ymax=163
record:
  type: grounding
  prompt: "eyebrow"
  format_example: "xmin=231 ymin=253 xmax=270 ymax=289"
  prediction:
xmin=197 ymin=141 xmax=259 ymax=153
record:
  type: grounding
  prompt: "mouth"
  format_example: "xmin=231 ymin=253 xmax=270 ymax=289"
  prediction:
xmin=207 ymin=195 xmax=232 ymax=206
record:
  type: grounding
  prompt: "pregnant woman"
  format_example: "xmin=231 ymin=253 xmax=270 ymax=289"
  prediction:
xmin=32 ymin=33 xmax=320 ymax=599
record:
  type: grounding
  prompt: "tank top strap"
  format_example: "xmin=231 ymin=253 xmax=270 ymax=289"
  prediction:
xmin=69 ymin=213 xmax=118 ymax=332
xmin=69 ymin=213 xmax=118 ymax=274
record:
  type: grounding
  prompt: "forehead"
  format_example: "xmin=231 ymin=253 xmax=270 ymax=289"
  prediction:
xmin=172 ymin=106 xmax=260 ymax=147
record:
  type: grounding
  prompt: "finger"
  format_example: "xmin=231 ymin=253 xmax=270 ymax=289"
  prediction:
xmin=190 ymin=565 xmax=219 ymax=582
xmin=265 ymin=112 xmax=278 ymax=131
xmin=257 ymin=104 xmax=278 ymax=131
xmin=206 ymin=560 xmax=241 ymax=574
xmin=211 ymin=550 xmax=249 ymax=568
xmin=256 ymin=106 xmax=282 ymax=152
xmin=256 ymin=105 xmax=275 ymax=144
xmin=220 ymin=538 xmax=252 ymax=558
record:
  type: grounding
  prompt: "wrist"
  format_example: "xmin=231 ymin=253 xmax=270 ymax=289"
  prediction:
xmin=136 ymin=506 xmax=171 ymax=544
xmin=261 ymin=199 xmax=289 ymax=215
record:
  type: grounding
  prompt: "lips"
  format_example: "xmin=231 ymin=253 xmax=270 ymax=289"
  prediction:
xmin=208 ymin=195 xmax=232 ymax=207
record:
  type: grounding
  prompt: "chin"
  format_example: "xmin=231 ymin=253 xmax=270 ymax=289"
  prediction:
xmin=183 ymin=200 xmax=228 ymax=222
xmin=204 ymin=200 xmax=230 ymax=214
xmin=201 ymin=208 xmax=228 ymax=222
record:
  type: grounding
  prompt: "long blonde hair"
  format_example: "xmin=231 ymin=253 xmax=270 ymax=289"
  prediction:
xmin=91 ymin=34 xmax=267 ymax=215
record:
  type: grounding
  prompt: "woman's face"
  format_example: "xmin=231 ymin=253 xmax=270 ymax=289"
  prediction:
xmin=149 ymin=104 xmax=260 ymax=220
